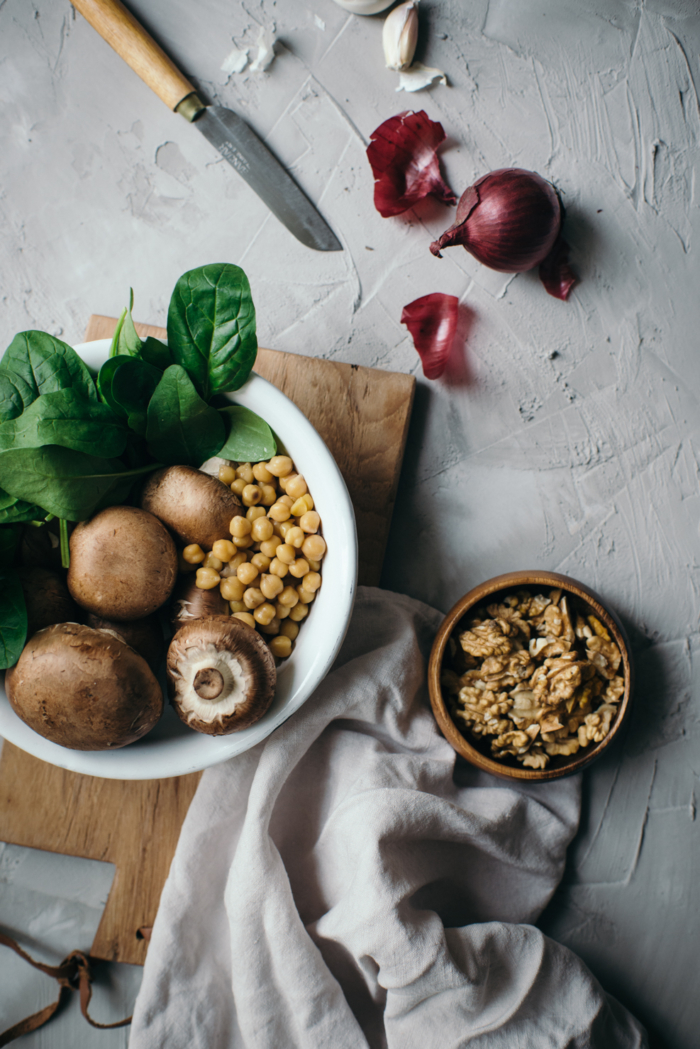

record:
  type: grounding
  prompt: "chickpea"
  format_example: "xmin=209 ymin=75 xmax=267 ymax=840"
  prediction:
xmin=212 ymin=539 xmax=236 ymax=562
xmin=278 ymin=519 xmax=296 ymax=539
xmin=196 ymin=567 xmax=221 ymax=589
xmin=229 ymin=600 xmax=247 ymax=613
xmin=230 ymin=516 xmax=251 ymax=539
xmin=300 ymin=511 xmax=320 ymax=534
xmin=296 ymin=585 xmax=316 ymax=604
xmin=276 ymin=543 xmax=295 ymax=565
xmin=254 ymin=602 xmax=277 ymax=626
xmin=267 ymin=455 xmax=293 ymax=478
xmin=230 ymin=477 xmax=247 ymax=497
xmin=221 ymin=550 xmax=248 ymax=575
xmin=237 ymin=462 xmax=254 ymax=483
xmin=269 ymin=557 xmax=289 ymax=578
xmin=289 ymin=558 xmax=310 ymax=579
xmin=278 ymin=585 xmax=299 ymax=608
xmin=246 ymin=506 xmax=267 ymax=522
xmin=251 ymin=516 xmax=274 ymax=543
xmin=280 ymin=620 xmax=299 ymax=641
xmin=259 ymin=618 xmax=281 ymax=636
xmin=285 ymin=526 xmax=305 ymax=548
xmin=260 ymin=536 xmax=282 ymax=558
xmin=243 ymin=587 xmax=265 ymax=610
xmin=260 ymin=573 xmax=284 ymax=600
xmin=268 ymin=501 xmax=291 ymax=523
xmin=203 ymin=552 xmax=224 ymax=571
xmin=253 ymin=461 xmax=274 ymax=484
xmin=183 ymin=543 xmax=206 ymax=564
xmin=303 ymin=571 xmax=321 ymax=593
xmin=269 ymin=635 xmax=292 ymax=658
xmin=278 ymin=494 xmax=294 ymax=508
xmin=242 ymin=484 xmax=262 ymax=507
xmin=277 ymin=473 xmax=291 ymax=493
xmin=306 ymin=558 xmax=321 ymax=572
xmin=218 ymin=464 xmax=237 ymax=485
xmin=300 ymin=494 xmax=314 ymax=512
xmin=290 ymin=498 xmax=310 ymax=518
xmin=301 ymin=535 xmax=326 ymax=561
xmin=233 ymin=612 xmax=256 ymax=629
xmin=237 ymin=562 xmax=259 ymax=585
xmin=251 ymin=552 xmax=271 ymax=572
xmin=260 ymin=484 xmax=277 ymax=506
xmin=275 ymin=601 xmax=291 ymax=620
xmin=232 ymin=535 xmax=254 ymax=549
xmin=220 ymin=576 xmax=245 ymax=602
xmin=289 ymin=601 xmax=309 ymax=622
xmin=285 ymin=474 xmax=308 ymax=500
xmin=272 ymin=521 xmax=286 ymax=538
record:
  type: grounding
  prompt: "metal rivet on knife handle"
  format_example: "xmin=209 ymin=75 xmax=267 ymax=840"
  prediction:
xmin=72 ymin=0 xmax=196 ymax=111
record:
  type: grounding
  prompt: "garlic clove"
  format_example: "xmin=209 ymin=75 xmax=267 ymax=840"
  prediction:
xmin=332 ymin=0 xmax=395 ymax=13
xmin=383 ymin=0 xmax=419 ymax=72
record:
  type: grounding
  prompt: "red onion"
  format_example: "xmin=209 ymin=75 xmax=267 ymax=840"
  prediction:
xmin=367 ymin=111 xmax=456 ymax=218
xmin=430 ymin=168 xmax=577 ymax=299
xmin=401 ymin=293 xmax=459 ymax=379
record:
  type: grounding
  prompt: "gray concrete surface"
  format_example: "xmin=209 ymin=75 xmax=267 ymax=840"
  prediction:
xmin=1 ymin=0 xmax=698 ymax=1045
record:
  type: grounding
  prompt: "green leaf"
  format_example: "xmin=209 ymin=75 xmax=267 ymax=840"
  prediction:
xmin=0 ymin=331 xmax=98 ymax=422
xmin=146 ymin=365 xmax=225 ymax=467
xmin=0 ymin=488 xmax=44 ymax=525
xmin=139 ymin=336 xmax=173 ymax=370
xmin=109 ymin=292 xmax=172 ymax=370
xmin=0 ymin=570 xmax=27 ymax=669
xmin=0 ymin=525 xmax=21 ymax=570
xmin=0 ymin=389 xmax=127 ymax=458
xmin=97 ymin=356 xmax=162 ymax=436
xmin=0 ymin=447 xmax=159 ymax=521
xmin=217 ymin=405 xmax=277 ymax=461
xmin=167 ymin=263 xmax=257 ymax=399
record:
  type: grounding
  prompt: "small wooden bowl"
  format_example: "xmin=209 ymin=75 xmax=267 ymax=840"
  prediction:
xmin=428 ymin=571 xmax=633 ymax=781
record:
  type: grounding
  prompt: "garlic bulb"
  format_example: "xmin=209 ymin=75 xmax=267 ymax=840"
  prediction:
xmin=383 ymin=0 xmax=419 ymax=71
xmin=332 ymin=0 xmax=395 ymax=13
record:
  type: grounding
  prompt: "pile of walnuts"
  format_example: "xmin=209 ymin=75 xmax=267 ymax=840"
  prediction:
xmin=441 ymin=588 xmax=625 ymax=769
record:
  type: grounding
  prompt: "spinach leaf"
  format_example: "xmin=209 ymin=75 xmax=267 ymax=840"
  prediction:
xmin=110 ymin=292 xmax=172 ymax=370
xmin=167 ymin=263 xmax=257 ymax=399
xmin=146 ymin=365 xmax=225 ymax=467
xmin=0 ymin=488 xmax=44 ymax=525
xmin=0 ymin=448 xmax=159 ymax=521
xmin=139 ymin=336 xmax=172 ymax=370
xmin=0 ymin=331 xmax=98 ymax=422
xmin=0 ymin=525 xmax=21 ymax=569
xmin=217 ymin=405 xmax=277 ymax=461
xmin=0 ymin=388 xmax=127 ymax=458
xmin=98 ymin=356 xmax=162 ymax=436
xmin=0 ymin=570 xmax=27 ymax=669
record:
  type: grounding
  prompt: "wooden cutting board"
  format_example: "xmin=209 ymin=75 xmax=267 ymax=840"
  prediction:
xmin=0 ymin=316 xmax=415 ymax=965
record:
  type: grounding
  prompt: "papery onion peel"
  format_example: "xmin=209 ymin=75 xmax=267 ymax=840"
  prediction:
xmin=430 ymin=168 xmax=577 ymax=300
xmin=367 ymin=111 xmax=456 ymax=218
xmin=401 ymin=293 xmax=459 ymax=379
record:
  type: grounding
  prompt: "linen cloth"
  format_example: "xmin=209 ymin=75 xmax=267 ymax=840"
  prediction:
xmin=130 ymin=587 xmax=647 ymax=1049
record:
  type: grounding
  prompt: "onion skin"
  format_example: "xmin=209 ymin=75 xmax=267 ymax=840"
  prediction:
xmin=401 ymin=293 xmax=459 ymax=379
xmin=430 ymin=168 xmax=562 ymax=272
xmin=367 ymin=110 xmax=456 ymax=218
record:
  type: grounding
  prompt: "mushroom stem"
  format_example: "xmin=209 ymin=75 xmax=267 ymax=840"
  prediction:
xmin=194 ymin=667 xmax=225 ymax=700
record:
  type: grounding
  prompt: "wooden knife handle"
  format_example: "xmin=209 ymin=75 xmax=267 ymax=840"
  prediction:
xmin=72 ymin=0 xmax=196 ymax=111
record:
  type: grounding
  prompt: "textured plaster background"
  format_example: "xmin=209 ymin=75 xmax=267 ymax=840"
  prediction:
xmin=1 ymin=0 xmax=699 ymax=1046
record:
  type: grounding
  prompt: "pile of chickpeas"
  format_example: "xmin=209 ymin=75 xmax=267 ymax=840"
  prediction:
xmin=181 ymin=456 xmax=325 ymax=660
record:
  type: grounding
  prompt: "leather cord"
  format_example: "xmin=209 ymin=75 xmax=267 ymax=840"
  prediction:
xmin=0 ymin=930 xmax=131 ymax=1045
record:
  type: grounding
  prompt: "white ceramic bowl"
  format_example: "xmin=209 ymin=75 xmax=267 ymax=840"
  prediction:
xmin=0 ymin=340 xmax=357 ymax=779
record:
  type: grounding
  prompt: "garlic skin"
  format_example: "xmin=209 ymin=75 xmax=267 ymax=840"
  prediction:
xmin=383 ymin=0 xmax=419 ymax=72
xmin=332 ymin=0 xmax=395 ymax=14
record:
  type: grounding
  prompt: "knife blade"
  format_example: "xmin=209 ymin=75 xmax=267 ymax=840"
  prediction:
xmin=71 ymin=0 xmax=342 ymax=252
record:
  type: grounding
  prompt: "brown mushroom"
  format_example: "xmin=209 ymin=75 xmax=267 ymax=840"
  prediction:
xmin=6 ymin=623 xmax=163 ymax=750
xmin=140 ymin=465 xmax=245 ymax=550
xmin=17 ymin=567 xmax=78 ymax=636
xmin=67 ymin=505 xmax=177 ymax=622
xmin=86 ymin=612 xmax=165 ymax=673
xmin=167 ymin=616 xmax=276 ymax=735
xmin=170 ymin=574 xmax=229 ymax=630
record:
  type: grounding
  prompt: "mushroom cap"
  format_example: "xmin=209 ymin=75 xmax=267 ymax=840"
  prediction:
xmin=17 ymin=566 xmax=79 ymax=636
xmin=67 ymin=505 xmax=178 ymax=622
xmin=86 ymin=612 xmax=165 ymax=673
xmin=6 ymin=623 xmax=163 ymax=750
xmin=140 ymin=465 xmax=245 ymax=550
xmin=170 ymin=574 xmax=229 ymax=630
xmin=167 ymin=616 xmax=276 ymax=735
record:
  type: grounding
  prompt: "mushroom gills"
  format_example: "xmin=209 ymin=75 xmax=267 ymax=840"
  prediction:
xmin=175 ymin=643 xmax=251 ymax=725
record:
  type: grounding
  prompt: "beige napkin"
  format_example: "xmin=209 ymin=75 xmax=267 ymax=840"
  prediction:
xmin=129 ymin=587 xmax=646 ymax=1048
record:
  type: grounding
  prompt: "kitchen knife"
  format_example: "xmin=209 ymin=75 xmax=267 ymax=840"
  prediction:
xmin=71 ymin=0 xmax=342 ymax=252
